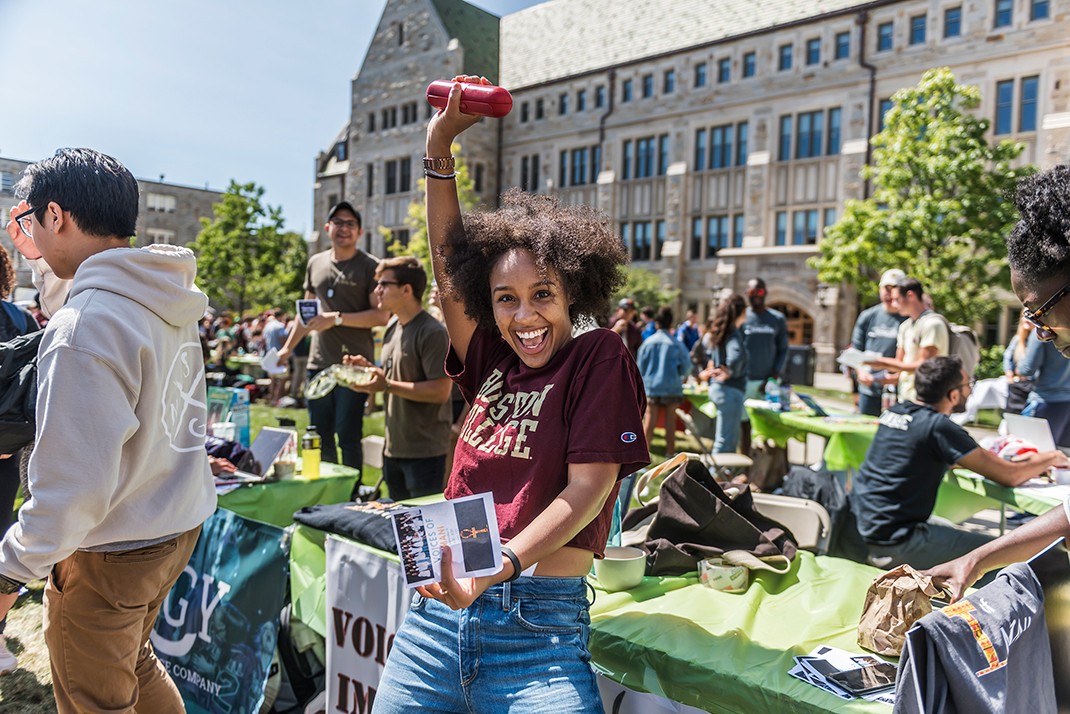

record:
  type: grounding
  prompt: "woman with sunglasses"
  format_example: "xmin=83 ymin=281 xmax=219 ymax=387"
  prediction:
xmin=371 ymin=77 xmax=649 ymax=713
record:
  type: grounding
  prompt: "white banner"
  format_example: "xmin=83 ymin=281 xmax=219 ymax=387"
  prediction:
xmin=597 ymin=674 xmax=707 ymax=714
xmin=325 ymin=537 xmax=410 ymax=714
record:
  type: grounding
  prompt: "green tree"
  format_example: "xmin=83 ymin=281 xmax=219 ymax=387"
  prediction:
xmin=810 ymin=67 xmax=1034 ymax=327
xmin=613 ymin=265 xmax=680 ymax=313
xmin=189 ymin=181 xmax=307 ymax=316
xmin=382 ymin=143 xmax=479 ymax=303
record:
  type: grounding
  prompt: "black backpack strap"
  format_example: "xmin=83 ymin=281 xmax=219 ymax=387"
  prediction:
xmin=276 ymin=602 xmax=318 ymax=708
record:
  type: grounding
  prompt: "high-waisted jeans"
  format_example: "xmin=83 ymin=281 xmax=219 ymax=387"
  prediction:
xmin=373 ymin=576 xmax=601 ymax=713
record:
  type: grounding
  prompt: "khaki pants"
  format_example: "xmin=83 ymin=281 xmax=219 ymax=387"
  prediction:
xmin=43 ymin=527 xmax=201 ymax=714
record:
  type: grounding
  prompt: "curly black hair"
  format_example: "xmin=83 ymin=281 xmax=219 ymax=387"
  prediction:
xmin=441 ymin=188 xmax=627 ymax=327
xmin=1007 ymin=164 xmax=1070 ymax=283
xmin=0 ymin=244 xmax=15 ymax=299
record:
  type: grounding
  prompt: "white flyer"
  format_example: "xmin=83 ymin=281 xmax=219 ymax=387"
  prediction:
xmin=260 ymin=347 xmax=287 ymax=375
xmin=391 ymin=492 xmax=502 ymax=588
xmin=836 ymin=347 xmax=884 ymax=370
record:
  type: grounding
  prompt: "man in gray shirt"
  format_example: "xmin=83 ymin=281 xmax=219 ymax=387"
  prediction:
xmin=851 ymin=269 xmax=907 ymax=416
xmin=345 ymin=257 xmax=452 ymax=498
xmin=278 ymin=201 xmax=389 ymax=471
xmin=740 ymin=278 xmax=788 ymax=452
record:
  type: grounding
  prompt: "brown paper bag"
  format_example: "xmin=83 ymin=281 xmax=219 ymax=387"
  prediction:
xmin=857 ymin=564 xmax=942 ymax=656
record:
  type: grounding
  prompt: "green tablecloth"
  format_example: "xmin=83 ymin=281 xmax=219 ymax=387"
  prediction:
xmin=294 ymin=515 xmax=890 ymax=713
xmin=290 ymin=493 xmax=443 ymax=637
xmin=933 ymin=468 xmax=1070 ymax=523
xmin=217 ymin=462 xmax=359 ymax=528
xmin=590 ymin=552 xmax=891 ymax=713
xmin=746 ymin=403 xmax=879 ymax=472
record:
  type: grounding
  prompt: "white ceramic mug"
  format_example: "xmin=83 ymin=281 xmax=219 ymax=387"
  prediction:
xmin=593 ymin=546 xmax=647 ymax=592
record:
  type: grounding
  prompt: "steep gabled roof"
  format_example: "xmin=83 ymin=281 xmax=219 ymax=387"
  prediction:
xmin=500 ymin=0 xmax=875 ymax=89
xmin=430 ymin=0 xmax=501 ymax=84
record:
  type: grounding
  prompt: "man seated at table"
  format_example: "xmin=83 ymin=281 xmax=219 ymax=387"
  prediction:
xmin=852 ymin=355 xmax=1068 ymax=570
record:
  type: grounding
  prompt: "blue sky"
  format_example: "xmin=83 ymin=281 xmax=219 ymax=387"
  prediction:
xmin=0 ymin=0 xmax=540 ymax=237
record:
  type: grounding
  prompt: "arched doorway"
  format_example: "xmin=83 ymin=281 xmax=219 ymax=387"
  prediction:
xmin=769 ymin=302 xmax=814 ymax=345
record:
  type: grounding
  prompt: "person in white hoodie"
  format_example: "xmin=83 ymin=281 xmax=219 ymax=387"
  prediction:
xmin=0 ymin=148 xmax=216 ymax=713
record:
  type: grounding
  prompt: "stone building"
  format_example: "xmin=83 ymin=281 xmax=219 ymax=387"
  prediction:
xmin=1 ymin=156 xmax=223 ymax=296
xmin=315 ymin=0 xmax=1070 ymax=371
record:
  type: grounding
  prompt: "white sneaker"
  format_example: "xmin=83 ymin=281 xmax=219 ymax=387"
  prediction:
xmin=0 ymin=635 xmax=17 ymax=674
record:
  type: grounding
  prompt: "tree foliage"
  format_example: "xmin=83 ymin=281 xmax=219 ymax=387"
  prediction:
xmin=613 ymin=265 xmax=680 ymax=314
xmin=382 ymin=142 xmax=479 ymax=304
xmin=189 ymin=181 xmax=307 ymax=316
xmin=810 ymin=68 xmax=1034 ymax=326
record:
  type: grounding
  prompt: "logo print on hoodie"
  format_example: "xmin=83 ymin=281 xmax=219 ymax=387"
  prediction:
xmin=162 ymin=342 xmax=209 ymax=452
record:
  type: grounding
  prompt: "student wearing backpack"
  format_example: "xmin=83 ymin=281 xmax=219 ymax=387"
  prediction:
xmin=0 ymin=149 xmax=216 ymax=710
xmin=866 ymin=277 xmax=949 ymax=404
xmin=0 ymin=244 xmax=39 ymax=675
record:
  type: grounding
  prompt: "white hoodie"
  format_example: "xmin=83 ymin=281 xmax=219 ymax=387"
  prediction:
xmin=0 ymin=245 xmax=217 ymax=583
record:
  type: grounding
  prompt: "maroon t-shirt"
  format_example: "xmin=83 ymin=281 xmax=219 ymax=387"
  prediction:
xmin=445 ymin=327 xmax=649 ymax=556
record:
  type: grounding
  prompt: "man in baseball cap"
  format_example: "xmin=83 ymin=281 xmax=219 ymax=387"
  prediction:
xmin=850 ymin=269 xmax=908 ymax=415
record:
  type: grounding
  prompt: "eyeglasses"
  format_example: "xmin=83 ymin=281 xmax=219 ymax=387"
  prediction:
xmin=13 ymin=205 xmax=46 ymax=239
xmin=376 ymin=280 xmax=401 ymax=289
xmin=1023 ymin=280 xmax=1070 ymax=342
xmin=329 ymin=219 xmax=359 ymax=230
xmin=950 ymin=378 xmax=977 ymax=394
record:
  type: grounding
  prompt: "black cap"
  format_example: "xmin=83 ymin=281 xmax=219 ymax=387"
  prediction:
xmin=327 ymin=201 xmax=362 ymax=227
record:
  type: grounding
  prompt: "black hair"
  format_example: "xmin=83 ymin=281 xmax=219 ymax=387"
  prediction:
xmin=442 ymin=188 xmax=626 ymax=327
xmin=15 ymin=148 xmax=139 ymax=238
xmin=655 ymin=306 xmax=674 ymax=330
xmin=1007 ymin=165 xmax=1070 ymax=283
xmin=376 ymin=256 xmax=428 ymax=300
xmin=895 ymin=277 xmax=924 ymax=300
xmin=641 ymin=306 xmax=656 ymax=320
xmin=915 ymin=355 xmax=964 ymax=404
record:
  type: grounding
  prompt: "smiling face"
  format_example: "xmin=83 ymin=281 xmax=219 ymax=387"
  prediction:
xmin=490 ymin=248 xmax=573 ymax=369
xmin=1012 ymin=266 xmax=1070 ymax=357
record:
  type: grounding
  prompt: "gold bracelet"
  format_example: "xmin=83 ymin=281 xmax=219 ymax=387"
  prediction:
xmin=423 ymin=156 xmax=455 ymax=173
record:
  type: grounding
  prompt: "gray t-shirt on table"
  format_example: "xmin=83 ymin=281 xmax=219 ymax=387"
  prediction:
xmin=894 ymin=562 xmax=1055 ymax=714
xmin=381 ymin=311 xmax=452 ymax=459
xmin=303 ymin=249 xmax=379 ymax=371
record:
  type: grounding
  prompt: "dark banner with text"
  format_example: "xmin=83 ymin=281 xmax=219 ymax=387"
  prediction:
xmin=150 ymin=508 xmax=290 ymax=714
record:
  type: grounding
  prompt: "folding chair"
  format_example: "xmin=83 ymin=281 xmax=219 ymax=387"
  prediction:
xmin=674 ymin=408 xmax=752 ymax=479
xmin=750 ymin=492 xmax=832 ymax=554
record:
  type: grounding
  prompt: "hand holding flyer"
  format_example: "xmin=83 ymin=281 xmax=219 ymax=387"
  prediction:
xmin=391 ymin=493 xmax=502 ymax=588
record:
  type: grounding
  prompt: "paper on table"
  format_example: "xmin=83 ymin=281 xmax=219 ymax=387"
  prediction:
xmin=836 ymin=347 xmax=884 ymax=370
xmin=261 ymin=348 xmax=287 ymax=375
xmin=789 ymin=645 xmax=896 ymax=705
xmin=392 ymin=492 xmax=502 ymax=588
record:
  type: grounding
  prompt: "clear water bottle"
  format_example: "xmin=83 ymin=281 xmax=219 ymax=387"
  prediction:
xmin=881 ymin=384 xmax=898 ymax=413
xmin=765 ymin=378 xmax=781 ymax=408
xmin=779 ymin=381 xmax=792 ymax=411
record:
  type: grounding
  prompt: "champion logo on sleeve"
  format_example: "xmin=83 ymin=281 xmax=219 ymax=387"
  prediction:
xmin=620 ymin=432 xmax=638 ymax=443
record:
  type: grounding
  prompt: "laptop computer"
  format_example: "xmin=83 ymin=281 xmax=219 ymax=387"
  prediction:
xmin=223 ymin=426 xmax=295 ymax=482
xmin=797 ymin=393 xmax=829 ymax=417
xmin=1004 ymin=413 xmax=1059 ymax=452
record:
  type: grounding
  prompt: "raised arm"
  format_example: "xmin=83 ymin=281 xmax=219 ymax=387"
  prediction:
xmin=426 ymin=77 xmax=486 ymax=364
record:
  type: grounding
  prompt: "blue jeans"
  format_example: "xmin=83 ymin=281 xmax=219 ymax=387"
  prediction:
xmin=373 ymin=577 xmax=601 ymax=713
xmin=709 ymin=382 xmax=745 ymax=453
xmin=382 ymin=455 xmax=446 ymax=500
xmin=858 ymin=391 xmax=883 ymax=417
xmin=307 ymin=369 xmax=367 ymax=471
